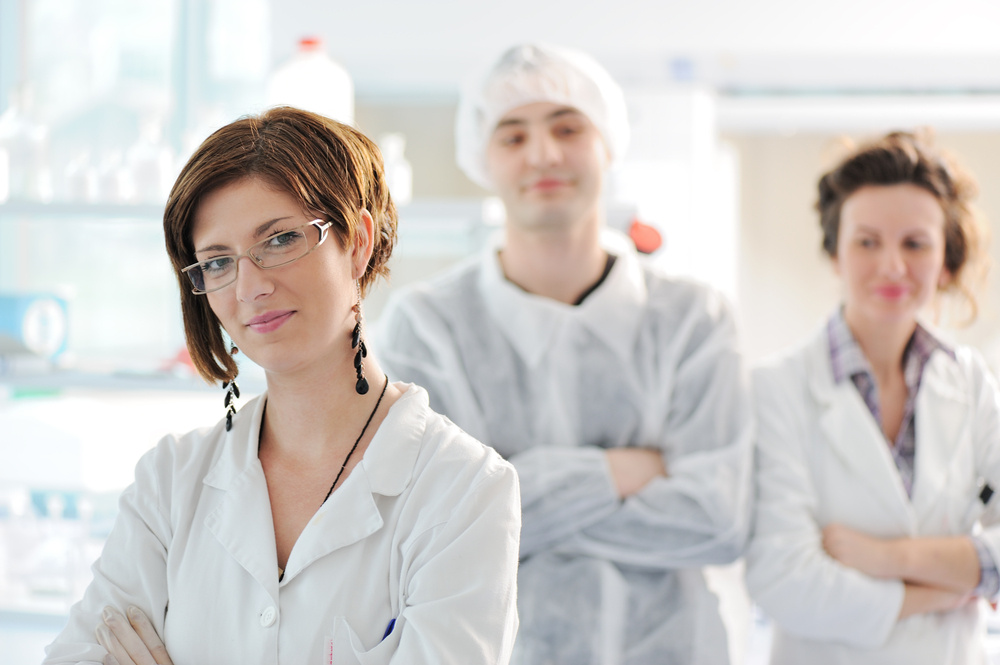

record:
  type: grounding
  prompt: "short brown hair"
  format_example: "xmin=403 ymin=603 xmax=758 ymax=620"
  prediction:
xmin=163 ymin=106 xmax=398 ymax=383
xmin=817 ymin=130 xmax=986 ymax=320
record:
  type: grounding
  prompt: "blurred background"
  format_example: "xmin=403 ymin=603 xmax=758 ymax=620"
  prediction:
xmin=3 ymin=0 xmax=1000 ymax=662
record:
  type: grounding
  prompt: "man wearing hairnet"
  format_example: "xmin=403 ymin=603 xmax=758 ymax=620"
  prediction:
xmin=377 ymin=44 xmax=753 ymax=664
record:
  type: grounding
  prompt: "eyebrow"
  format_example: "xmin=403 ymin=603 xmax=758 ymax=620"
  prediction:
xmin=852 ymin=224 xmax=933 ymax=236
xmin=494 ymin=107 xmax=583 ymax=130
xmin=194 ymin=216 xmax=294 ymax=254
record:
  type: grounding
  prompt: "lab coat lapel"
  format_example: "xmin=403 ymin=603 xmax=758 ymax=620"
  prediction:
xmin=479 ymin=242 xmax=565 ymax=368
xmin=203 ymin=395 xmax=281 ymax=597
xmin=479 ymin=229 xmax=645 ymax=367
xmin=280 ymin=386 xmax=426 ymax=582
xmin=911 ymin=352 xmax=969 ymax=519
xmin=577 ymin=230 xmax=646 ymax=362
xmin=808 ymin=335 xmax=915 ymax=529
xmin=280 ymin=467 xmax=384 ymax=582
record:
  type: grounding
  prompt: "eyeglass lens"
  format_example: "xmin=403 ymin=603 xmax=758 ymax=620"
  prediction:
xmin=186 ymin=223 xmax=323 ymax=293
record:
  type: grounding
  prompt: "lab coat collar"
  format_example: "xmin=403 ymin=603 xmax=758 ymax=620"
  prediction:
xmin=479 ymin=228 xmax=647 ymax=367
xmin=203 ymin=392 xmax=267 ymax=491
xmin=911 ymin=352 xmax=969 ymax=519
xmin=202 ymin=384 xmax=430 ymax=590
xmin=807 ymin=334 xmax=915 ymax=529
xmin=283 ymin=384 xmax=430 ymax=582
xmin=203 ymin=384 xmax=427 ymax=495
xmin=356 ymin=382 xmax=428 ymax=497
xmin=202 ymin=393 xmax=279 ymax=596
xmin=805 ymin=326 xmax=968 ymax=529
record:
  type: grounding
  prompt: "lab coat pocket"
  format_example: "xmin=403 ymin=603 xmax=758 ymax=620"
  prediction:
xmin=324 ymin=616 xmax=401 ymax=665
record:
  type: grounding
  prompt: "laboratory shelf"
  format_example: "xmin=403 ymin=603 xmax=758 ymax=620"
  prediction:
xmin=0 ymin=202 xmax=166 ymax=220
xmin=0 ymin=368 xmax=229 ymax=394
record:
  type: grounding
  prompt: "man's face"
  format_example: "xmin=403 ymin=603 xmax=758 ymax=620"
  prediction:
xmin=485 ymin=101 xmax=609 ymax=232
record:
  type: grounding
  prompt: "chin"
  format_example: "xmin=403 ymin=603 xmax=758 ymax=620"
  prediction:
xmin=862 ymin=301 xmax=922 ymax=326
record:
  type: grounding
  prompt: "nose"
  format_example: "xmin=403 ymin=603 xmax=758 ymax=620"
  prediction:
xmin=880 ymin=245 xmax=906 ymax=278
xmin=234 ymin=255 xmax=274 ymax=303
xmin=525 ymin=131 xmax=562 ymax=168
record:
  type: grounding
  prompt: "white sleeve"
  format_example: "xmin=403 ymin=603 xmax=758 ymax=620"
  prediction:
xmin=377 ymin=294 xmax=622 ymax=560
xmin=508 ymin=447 xmax=621 ymax=558
xmin=376 ymin=294 xmax=489 ymax=441
xmin=43 ymin=442 xmax=173 ymax=664
xmin=547 ymin=298 xmax=754 ymax=568
xmin=392 ymin=462 xmax=521 ymax=665
xmin=968 ymin=351 xmax=1000 ymax=586
xmin=744 ymin=365 xmax=903 ymax=649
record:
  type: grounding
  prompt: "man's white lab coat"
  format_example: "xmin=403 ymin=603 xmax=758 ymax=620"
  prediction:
xmin=378 ymin=231 xmax=754 ymax=664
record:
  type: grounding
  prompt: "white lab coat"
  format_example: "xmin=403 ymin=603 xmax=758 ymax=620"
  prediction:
xmin=43 ymin=384 xmax=521 ymax=665
xmin=745 ymin=326 xmax=1000 ymax=665
xmin=377 ymin=231 xmax=754 ymax=664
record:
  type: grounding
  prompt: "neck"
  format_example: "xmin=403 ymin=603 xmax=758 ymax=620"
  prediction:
xmin=843 ymin=306 xmax=916 ymax=381
xmin=260 ymin=349 xmax=390 ymax=461
xmin=500 ymin=215 xmax=607 ymax=304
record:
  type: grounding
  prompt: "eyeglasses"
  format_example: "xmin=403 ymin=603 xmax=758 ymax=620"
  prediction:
xmin=182 ymin=219 xmax=333 ymax=294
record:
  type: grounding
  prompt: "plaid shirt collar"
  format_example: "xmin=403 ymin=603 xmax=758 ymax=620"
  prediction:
xmin=827 ymin=308 xmax=954 ymax=391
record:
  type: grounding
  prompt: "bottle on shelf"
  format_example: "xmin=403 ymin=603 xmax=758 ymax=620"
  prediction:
xmin=62 ymin=152 xmax=99 ymax=203
xmin=378 ymin=133 xmax=413 ymax=205
xmin=126 ymin=116 xmax=175 ymax=204
xmin=266 ymin=36 xmax=355 ymax=125
xmin=95 ymin=150 xmax=133 ymax=203
xmin=0 ymin=85 xmax=53 ymax=203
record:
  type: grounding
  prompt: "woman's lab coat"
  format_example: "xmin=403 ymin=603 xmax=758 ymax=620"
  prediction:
xmin=43 ymin=384 xmax=521 ymax=665
xmin=377 ymin=231 xmax=754 ymax=664
xmin=745 ymin=326 xmax=1000 ymax=665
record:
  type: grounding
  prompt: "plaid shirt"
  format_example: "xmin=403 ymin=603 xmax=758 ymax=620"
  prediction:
xmin=827 ymin=309 xmax=999 ymax=598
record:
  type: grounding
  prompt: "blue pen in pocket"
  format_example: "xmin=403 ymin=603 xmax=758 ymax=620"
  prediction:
xmin=382 ymin=618 xmax=396 ymax=642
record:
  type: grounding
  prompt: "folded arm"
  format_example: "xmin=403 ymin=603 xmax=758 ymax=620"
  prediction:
xmin=745 ymin=367 xmax=904 ymax=649
xmin=822 ymin=524 xmax=981 ymax=594
xmin=43 ymin=445 xmax=172 ymax=664
xmin=549 ymin=304 xmax=755 ymax=568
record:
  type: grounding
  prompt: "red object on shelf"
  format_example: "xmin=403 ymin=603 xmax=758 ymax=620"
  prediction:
xmin=629 ymin=218 xmax=663 ymax=254
xmin=299 ymin=36 xmax=323 ymax=51
xmin=161 ymin=346 xmax=196 ymax=374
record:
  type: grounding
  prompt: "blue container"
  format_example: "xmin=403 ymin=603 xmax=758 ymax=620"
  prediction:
xmin=0 ymin=292 xmax=69 ymax=358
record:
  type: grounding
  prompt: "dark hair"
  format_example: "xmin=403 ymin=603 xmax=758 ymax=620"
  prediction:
xmin=817 ymin=130 xmax=986 ymax=319
xmin=163 ymin=106 xmax=397 ymax=383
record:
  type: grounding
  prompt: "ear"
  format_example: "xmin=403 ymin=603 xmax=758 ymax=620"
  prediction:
xmin=938 ymin=267 xmax=953 ymax=290
xmin=351 ymin=209 xmax=376 ymax=280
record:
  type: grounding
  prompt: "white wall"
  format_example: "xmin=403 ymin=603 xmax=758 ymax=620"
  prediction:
xmin=269 ymin=0 xmax=1000 ymax=96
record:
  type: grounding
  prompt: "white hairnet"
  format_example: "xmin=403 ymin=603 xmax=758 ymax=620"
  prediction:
xmin=455 ymin=43 xmax=630 ymax=189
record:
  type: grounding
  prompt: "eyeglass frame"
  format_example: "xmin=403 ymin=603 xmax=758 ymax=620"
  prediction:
xmin=181 ymin=219 xmax=334 ymax=295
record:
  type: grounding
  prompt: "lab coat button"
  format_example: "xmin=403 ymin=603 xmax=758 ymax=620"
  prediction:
xmin=260 ymin=606 xmax=277 ymax=627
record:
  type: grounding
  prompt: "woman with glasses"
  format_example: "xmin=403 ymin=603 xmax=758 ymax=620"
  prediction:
xmin=745 ymin=131 xmax=1000 ymax=664
xmin=43 ymin=106 xmax=521 ymax=665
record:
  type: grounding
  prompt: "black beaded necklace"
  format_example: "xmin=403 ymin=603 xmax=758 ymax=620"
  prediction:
xmin=321 ymin=374 xmax=389 ymax=504
xmin=262 ymin=374 xmax=389 ymax=582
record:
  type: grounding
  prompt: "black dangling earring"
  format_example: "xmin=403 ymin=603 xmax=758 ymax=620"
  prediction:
xmin=223 ymin=345 xmax=240 ymax=431
xmin=351 ymin=284 xmax=369 ymax=395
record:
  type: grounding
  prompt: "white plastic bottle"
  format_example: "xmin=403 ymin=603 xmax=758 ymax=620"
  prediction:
xmin=126 ymin=116 xmax=175 ymax=203
xmin=266 ymin=37 xmax=354 ymax=125
xmin=378 ymin=133 xmax=413 ymax=205
xmin=0 ymin=86 xmax=53 ymax=203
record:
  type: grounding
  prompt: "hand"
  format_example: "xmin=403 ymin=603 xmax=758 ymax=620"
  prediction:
xmin=821 ymin=523 xmax=897 ymax=579
xmin=96 ymin=606 xmax=174 ymax=665
xmin=605 ymin=448 xmax=667 ymax=499
xmin=899 ymin=583 xmax=977 ymax=619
